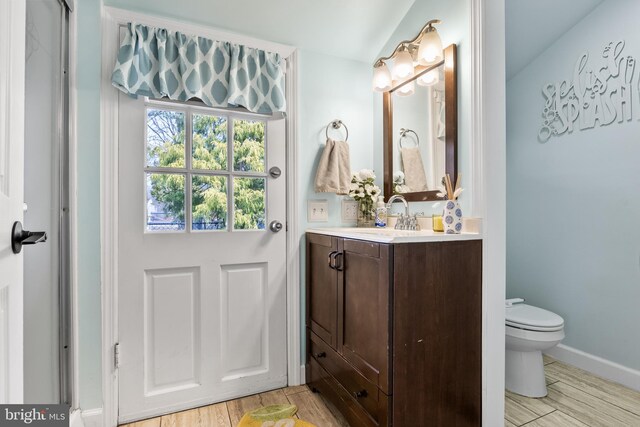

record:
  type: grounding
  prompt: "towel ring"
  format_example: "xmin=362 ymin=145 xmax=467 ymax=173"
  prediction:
xmin=398 ymin=128 xmax=419 ymax=149
xmin=325 ymin=119 xmax=349 ymax=141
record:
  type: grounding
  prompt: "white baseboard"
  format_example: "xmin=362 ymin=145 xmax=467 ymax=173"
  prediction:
xmin=81 ymin=408 xmax=103 ymax=427
xmin=70 ymin=409 xmax=85 ymax=427
xmin=545 ymin=344 xmax=640 ymax=392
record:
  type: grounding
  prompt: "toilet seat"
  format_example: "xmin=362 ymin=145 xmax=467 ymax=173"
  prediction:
xmin=506 ymin=303 xmax=564 ymax=332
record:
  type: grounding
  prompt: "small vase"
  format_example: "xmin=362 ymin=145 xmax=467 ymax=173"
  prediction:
xmin=357 ymin=200 xmax=375 ymax=228
xmin=443 ymin=200 xmax=463 ymax=234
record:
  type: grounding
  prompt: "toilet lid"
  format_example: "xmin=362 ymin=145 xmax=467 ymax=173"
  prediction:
xmin=506 ymin=304 xmax=564 ymax=331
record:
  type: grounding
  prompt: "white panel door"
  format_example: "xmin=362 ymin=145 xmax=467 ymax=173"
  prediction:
xmin=0 ymin=0 xmax=26 ymax=404
xmin=117 ymin=94 xmax=287 ymax=423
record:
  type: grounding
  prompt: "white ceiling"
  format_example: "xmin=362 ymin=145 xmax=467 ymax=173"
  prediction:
xmin=506 ymin=0 xmax=604 ymax=81
xmin=104 ymin=0 xmax=416 ymax=62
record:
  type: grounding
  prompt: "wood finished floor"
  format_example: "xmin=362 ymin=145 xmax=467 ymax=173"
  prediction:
xmin=119 ymin=386 xmax=350 ymax=427
xmin=120 ymin=357 xmax=640 ymax=427
xmin=505 ymin=355 xmax=640 ymax=426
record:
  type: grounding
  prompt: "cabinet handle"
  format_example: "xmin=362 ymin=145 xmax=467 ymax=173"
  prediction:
xmin=314 ymin=352 xmax=326 ymax=359
xmin=328 ymin=251 xmax=338 ymax=269
xmin=335 ymin=252 xmax=344 ymax=271
xmin=353 ymin=389 xmax=367 ymax=399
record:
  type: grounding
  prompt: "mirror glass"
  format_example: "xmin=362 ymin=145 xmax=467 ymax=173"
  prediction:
xmin=383 ymin=44 xmax=457 ymax=202
xmin=391 ymin=64 xmax=445 ymax=194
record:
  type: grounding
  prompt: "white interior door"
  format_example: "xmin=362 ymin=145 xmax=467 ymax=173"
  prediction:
xmin=117 ymin=94 xmax=288 ymax=423
xmin=0 ymin=0 xmax=26 ymax=404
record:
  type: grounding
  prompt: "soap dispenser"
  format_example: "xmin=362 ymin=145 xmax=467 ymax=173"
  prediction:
xmin=375 ymin=196 xmax=387 ymax=228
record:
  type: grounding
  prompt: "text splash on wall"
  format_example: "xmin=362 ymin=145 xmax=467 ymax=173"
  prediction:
xmin=539 ymin=40 xmax=637 ymax=142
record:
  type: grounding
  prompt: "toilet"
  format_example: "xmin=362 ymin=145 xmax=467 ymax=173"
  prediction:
xmin=505 ymin=298 xmax=565 ymax=397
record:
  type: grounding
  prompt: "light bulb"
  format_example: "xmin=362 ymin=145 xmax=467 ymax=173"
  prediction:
xmin=392 ymin=49 xmax=414 ymax=80
xmin=372 ymin=62 xmax=392 ymax=92
xmin=417 ymin=26 xmax=443 ymax=65
xmin=396 ymin=80 xmax=415 ymax=97
xmin=417 ymin=69 xmax=440 ymax=86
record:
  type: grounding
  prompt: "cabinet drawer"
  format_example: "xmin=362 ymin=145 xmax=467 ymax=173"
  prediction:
xmin=308 ymin=357 xmax=380 ymax=427
xmin=310 ymin=332 xmax=382 ymax=423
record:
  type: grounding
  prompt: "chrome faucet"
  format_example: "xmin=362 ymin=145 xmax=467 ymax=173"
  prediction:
xmin=386 ymin=195 xmax=419 ymax=230
xmin=386 ymin=194 xmax=410 ymax=216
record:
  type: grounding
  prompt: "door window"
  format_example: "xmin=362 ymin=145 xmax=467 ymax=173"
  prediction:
xmin=144 ymin=101 xmax=268 ymax=232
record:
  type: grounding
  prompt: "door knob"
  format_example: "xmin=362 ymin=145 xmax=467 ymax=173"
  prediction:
xmin=269 ymin=220 xmax=283 ymax=233
xmin=269 ymin=166 xmax=282 ymax=178
xmin=11 ymin=221 xmax=47 ymax=254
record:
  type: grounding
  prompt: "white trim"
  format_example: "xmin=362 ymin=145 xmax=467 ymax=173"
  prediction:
xmin=545 ymin=344 xmax=640 ymax=392
xmin=100 ymin=7 xmax=120 ymax=427
xmin=69 ymin=409 xmax=85 ymax=427
xmin=469 ymin=2 xmax=484 ymax=219
xmin=285 ymin=50 xmax=301 ymax=387
xmin=102 ymin=7 xmax=295 ymax=58
xmin=471 ymin=0 xmax=507 ymax=426
xmin=299 ymin=365 xmax=306 ymax=384
xmin=100 ymin=8 xmax=300 ymax=427
xmin=81 ymin=408 xmax=103 ymax=427
xmin=68 ymin=1 xmax=81 ymax=411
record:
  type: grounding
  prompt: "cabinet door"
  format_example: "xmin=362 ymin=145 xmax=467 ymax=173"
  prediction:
xmin=338 ymin=239 xmax=391 ymax=393
xmin=393 ymin=240 xmax=482 ymax=426
xmin=306 ymin=233 xmax=339 ymax=348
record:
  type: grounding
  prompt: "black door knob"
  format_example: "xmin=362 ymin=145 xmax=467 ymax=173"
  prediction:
xmin=11 ymin=221 xmax=47 ymax=254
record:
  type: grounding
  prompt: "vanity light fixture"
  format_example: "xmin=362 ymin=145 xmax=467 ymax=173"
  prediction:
xmin=396 ymin=81 xmax=415 ymax=97
xmin=417 ymin=68 xmax=439 ymax=87
xmin=372 ymin=19 xmax=443 ymax=93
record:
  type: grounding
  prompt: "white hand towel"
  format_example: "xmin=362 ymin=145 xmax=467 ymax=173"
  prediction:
xmin=314 ymin=139 xmax=351 ymax=195
xmin=401 ymin=146 xmax=429 ymax=192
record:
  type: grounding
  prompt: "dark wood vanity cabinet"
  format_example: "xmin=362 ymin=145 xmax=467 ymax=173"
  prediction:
xmin=306 ymin=232 xmax=482 ymax=427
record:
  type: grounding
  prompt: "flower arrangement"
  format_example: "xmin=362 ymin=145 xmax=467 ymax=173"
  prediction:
xmin=393 ymin=171 xmax=411 ymax=194
xmin=349 ymin=169 xmax=381 ymax=227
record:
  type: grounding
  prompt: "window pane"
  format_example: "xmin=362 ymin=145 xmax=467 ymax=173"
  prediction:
xmin=233 ymin=119 xmax=265 ymax=172
xmin=146 ymin=109 xmax=185 ymax=167
xmin=192 ymin=175 xmax=228 ymax=231
xmin=192 ymin=114 xmax=228 ymax=170
xmin=234 ymin=177 xmax=266 ymax=230
xmin=146 ymin=173 xmax=185 ymax=231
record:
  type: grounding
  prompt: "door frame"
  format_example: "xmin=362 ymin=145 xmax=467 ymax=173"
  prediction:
xmin=0 ymin=0 xmax=26 ymax=404
xmin=99 ymin=8 xmax=299 ymax=427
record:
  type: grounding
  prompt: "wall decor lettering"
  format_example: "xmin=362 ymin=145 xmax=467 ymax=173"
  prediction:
xmin=539 ymin=40 xmax=637 ymax=142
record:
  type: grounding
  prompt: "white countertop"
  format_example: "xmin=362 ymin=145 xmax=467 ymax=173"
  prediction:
xmin=306 ymin=227 xmax=482 ymax=243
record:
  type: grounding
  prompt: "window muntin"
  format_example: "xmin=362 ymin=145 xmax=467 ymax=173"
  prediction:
xmin=144 ymin=101 xmax=268 ymax=233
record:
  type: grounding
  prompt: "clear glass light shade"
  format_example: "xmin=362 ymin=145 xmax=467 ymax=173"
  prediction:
xmin=392 ymin=50 xmax=415 ymax=80
xmin=372 ymin=63 xmax=392 ymax=92
xmin=417 ymin=28 xmax=443 ymax=65
xmin=396 ymin=81 xmax=415 ymax=97
xmin=417 ymin=69 xmax=439 ymax=86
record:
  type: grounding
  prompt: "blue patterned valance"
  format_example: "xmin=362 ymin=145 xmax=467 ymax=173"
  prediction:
xmin=111 ymin=23 xmax=286 ymax=114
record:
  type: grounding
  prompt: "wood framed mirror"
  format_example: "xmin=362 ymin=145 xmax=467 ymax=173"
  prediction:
xmin=383 ymin=44 xmax=457 ymax=202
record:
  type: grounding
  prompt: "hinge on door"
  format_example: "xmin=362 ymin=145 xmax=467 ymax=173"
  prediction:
xmin=114 ymin=343 xmax=120 ymax=369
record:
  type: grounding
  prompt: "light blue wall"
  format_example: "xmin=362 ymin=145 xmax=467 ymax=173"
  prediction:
xmin=507 ymin=0 xmax=640 ymax=370
xmin=373 ymin=0 xmax=470 ymax=214
xmin=75 ymin=2 xmax=374 ymax=409
xmin=75 ymin=0 xmax=103 ymax=410
xmin=297 ymin=49 xmax=373 ymax=356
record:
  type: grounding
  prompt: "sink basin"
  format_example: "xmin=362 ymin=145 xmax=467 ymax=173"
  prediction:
xmin=306 ymin=227 xmax=481 ymax=243
xmin=336 ymin=227 xmax=425 ymax=236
